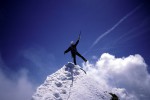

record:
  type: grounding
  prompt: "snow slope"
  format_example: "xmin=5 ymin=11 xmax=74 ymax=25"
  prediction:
xmin=32 ymin=62 xmax=113 ymax=100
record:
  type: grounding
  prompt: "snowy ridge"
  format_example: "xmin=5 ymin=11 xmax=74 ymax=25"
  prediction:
xmin=32 ymin=62 xmax=112 ymax=100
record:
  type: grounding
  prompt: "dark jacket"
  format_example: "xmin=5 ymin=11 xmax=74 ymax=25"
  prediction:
xmin=64 ymin=39 xmax=79 ymax=57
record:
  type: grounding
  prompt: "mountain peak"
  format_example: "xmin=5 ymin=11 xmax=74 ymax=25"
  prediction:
xmin=32 ymin=62 xmax=112 ymax=100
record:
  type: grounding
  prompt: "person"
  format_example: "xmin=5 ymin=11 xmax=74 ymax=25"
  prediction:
xmin=64 ymin=34 xmax=87 ymax=65
xmin=109 ymin=93 xmax=119 ymax=100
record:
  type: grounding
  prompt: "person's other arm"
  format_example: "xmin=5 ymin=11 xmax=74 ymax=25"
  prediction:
xmin=64 ymin=47 xmax=71 ymax=54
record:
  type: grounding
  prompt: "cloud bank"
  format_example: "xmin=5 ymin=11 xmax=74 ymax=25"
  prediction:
xmin=0 ymin=55 xmax=36 ymax=100
xmin=0 ymin=46 xmax=56 ymax=100
xmin=0 ymin=69 xmax=36 ymax=100
xmin=83 ymin=53 xmax=150 ymax=100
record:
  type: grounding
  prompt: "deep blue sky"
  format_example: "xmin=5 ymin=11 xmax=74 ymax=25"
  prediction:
xmin=0 ymin=0 xmax=150 ymax=83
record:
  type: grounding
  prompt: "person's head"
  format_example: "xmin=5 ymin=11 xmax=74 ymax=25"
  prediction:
xmin=70 ymin=41 xmax=74 ymax=45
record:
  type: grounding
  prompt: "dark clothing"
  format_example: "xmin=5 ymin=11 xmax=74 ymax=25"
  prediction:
xmin=109 ymin=93 xmax=119 ymax=100
xmin=64 ymin=39 xmax=87 ymax=65
xmin=72 ymin=51 xmax=87 ymax=65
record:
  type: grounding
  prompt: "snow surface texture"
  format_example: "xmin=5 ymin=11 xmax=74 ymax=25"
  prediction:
xmin=32 ymin=53 xmax=150 ymax=100
xmin=32 ymin=62 xmax=112 ymax=100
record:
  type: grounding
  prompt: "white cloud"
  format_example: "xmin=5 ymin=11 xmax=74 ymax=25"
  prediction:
xmin=92 ymin=55 xmax=98 ymax=60
xmin=0 ymin=55 xmax=36 ymax=100
xmin=0 ymin=68 xmax=36 ymax=100
xmin=0 ymin=46 xmax=56 ymax=100
xmin=83 ymin=53 xmax=150 ymax=100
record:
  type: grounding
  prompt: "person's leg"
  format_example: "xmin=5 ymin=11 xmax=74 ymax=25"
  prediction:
xmin=73 ymin=55 xmax=77 ymax=65
xmin=76 ymin=52 xmax=87 ymax=62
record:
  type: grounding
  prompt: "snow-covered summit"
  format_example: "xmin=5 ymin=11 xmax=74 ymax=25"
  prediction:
xmin=32 ymin=62 xmax=113 ymax=100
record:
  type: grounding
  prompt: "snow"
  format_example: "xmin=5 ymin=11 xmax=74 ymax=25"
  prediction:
xmin=32 ymin=62 xmax=112 ymax=100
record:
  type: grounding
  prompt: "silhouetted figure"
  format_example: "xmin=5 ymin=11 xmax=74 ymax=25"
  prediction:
xmin=64 ymin=34 xmax=87 ymax=65
xmin=109 ymin=93 xmax=119 ymax=100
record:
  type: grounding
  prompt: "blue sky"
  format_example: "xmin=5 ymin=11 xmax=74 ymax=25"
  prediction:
xmin=0 ymin=0 xmax=150 ymax=85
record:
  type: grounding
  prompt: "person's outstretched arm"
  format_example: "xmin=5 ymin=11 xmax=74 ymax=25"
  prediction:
xmin=64 ymin=47 xmax=71 ymax=54
xmin=75 ymin=34 xmax=80 ymax=46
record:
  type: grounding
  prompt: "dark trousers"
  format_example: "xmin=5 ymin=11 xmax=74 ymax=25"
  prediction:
xmin=72 ymin=52 xmax=87 ymax=65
